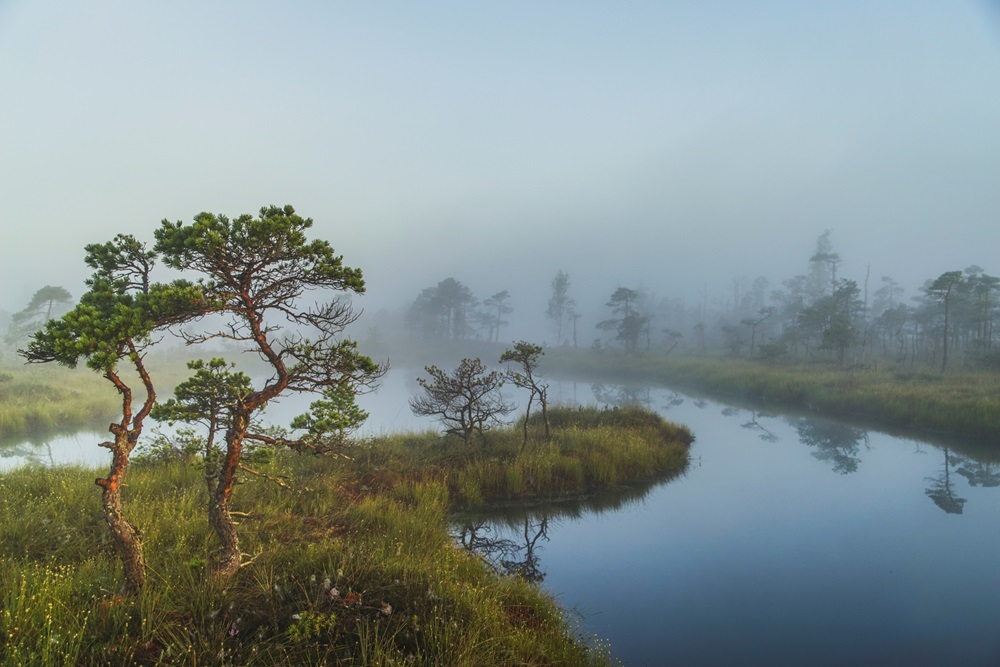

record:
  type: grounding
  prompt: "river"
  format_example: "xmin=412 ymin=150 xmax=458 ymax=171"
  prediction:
xmin=458 ymin=380 xmax=1000 ymax=666
xmin=5 ymin=369 xmax=1000 ymax=665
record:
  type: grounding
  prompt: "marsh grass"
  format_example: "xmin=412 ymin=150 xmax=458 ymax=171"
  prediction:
xmin=546 ymin=350 xmax=1000 ymax=441
xmin=0 ymin=366 xmax=118 ymax=440
xmin=0 ymin=357 xmax=232 ymax=443
xmin=0 ymin=406 xmax=689 ymax=665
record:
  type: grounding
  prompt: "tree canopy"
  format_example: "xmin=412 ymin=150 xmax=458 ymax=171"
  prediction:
xmin=19 ymin=235 xmax=206 ymax=595
xmin=410 ymin=358 xmax=514 ymax=446
xmin=154 ymin=204 xmax=385 ymax=578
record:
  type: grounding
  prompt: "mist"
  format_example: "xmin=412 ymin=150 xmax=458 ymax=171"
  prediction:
xmin=2 ymin=1 xmax=1000 ymax=355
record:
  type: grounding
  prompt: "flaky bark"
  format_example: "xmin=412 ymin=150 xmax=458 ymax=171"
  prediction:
xmin=97 ymin=430 xmax=146 ymax=595
xmin=99 ymin=358 xmax=154 ymax=595
xmin=209 ymin=407 xmax=249 ymax=578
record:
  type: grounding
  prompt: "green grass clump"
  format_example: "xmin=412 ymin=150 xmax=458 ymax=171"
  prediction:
xmin=452 ymin=419 xmax=690 ymax=506
xmin=363 ymin=405 xmax=693 ymax=510
xmin=0 ymin=405 xmax=691 ymax=665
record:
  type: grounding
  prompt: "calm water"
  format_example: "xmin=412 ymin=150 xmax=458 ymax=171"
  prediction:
xmin=0 ymin=368 xmax=435 ymax=470
xmin=460 ymin=382 xmax=1000 ymax=666
xmin=7 ymin=370 xmax=1000 ymax=665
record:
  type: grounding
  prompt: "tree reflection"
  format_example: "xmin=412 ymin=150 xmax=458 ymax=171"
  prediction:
xmin=456 ymin=515 xmax=550 ymax=583
xmin=0 ymin=445 xmax=45 ymax=467
xmin=662 ymin=391 xmax=685 ymax=411
xmin=456 ymin=520 xmax=518 ymax=563
xmin=925 ymin=448 xmax=967 ymax=514
xmin=954 ymin=456 xmax=1000 ymax=488
xmin=791 ymin=418 xmax=868 ymax=474
xmin=0 ymin=439 xmax=57 ymax=467
xmin=454 ymin=470 xmax=672 ymax=583
xmin=741 ymin=410 xmax=780 ymax=443
xmin=591 ymin=383 xmax=651 ymax=408
xmin=500 ymin=516 xmax=549 ymax=584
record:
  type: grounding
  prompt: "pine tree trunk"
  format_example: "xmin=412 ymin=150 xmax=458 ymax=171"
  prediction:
xmin=97 ymin=434 xmax=145 ymax=595
xmin=210 ymin=413 xmax=246 ymax=579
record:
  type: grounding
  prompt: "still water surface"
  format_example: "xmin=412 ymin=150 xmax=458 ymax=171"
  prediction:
xmin=461 ymin=381 xmax=1000 ymax=666
xmin=5 ymin=370 xmax=1000 ymax=665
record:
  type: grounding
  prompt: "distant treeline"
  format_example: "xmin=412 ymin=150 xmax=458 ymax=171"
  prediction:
xmin=367 ymin=231 xmax=1000 ymax=374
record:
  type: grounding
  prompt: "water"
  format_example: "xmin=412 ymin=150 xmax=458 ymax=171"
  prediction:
xmin=459 ymin=383 xmax=1000 ymax=666
xmin=0 ymin=367 xmax=445 ymax=470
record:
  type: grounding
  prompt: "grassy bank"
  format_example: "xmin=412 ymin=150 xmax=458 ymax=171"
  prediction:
xmin=0 ymin=354 xmax=234 ymax=443
xmin=0 ymin=366 xmax=118 ymax=441
xmin=545 ymin=349 xmax=1000 ymax=441
xmin=0 ymin=406 xmax=691 ymax=666
xmin=362 ymin=406 xmax=693 ymax=509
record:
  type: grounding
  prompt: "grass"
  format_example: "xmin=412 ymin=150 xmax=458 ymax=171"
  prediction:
xmin=544 ymin=349 xmax=1000 ymax=442
xmin=0 ymin=353 xmax=247 ymax=444
xmin=0 ymin=406 xmax=691 ymax=666
xmin=0 ymin=366 xmax=118 ymax=442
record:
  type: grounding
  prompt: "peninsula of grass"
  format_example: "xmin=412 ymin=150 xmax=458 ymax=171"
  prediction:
xmin=545 ymin=349 xmax=1000 ymax=442
xmin=0 ymin=405 xmax=691 ymax=666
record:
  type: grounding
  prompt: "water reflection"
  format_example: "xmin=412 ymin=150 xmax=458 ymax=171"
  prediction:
xmin=578 ymin=379 xmax=1000 ymax=517
xmin=789 ymin=418 xmax=869 ymax=474
xmin=0 ymin=440 xmax=56 ymax=466
xmin=590 ymin=383 xmax=651 ymax=408
xmin=453 ymin=474 xmax=668 ymax=583
xmin=740 ymin=410 xmax=780 ymax=443
xmin=0 ymin=430 xmax=108 ymax=470
xmin=925 ymin=448 xmax=968 ymax=514
xmin=456 ymin=515 xmax=550 ymax=584
xmin=955 ymin=457 xmax=1000 ymax=488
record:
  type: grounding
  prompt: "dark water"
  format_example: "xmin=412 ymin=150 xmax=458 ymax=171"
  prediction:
xmin=457 ymin=381 xmax=1000 ymax=667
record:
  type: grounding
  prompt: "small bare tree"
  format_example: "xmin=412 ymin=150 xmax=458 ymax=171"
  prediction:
xmin=500 ymin=341 xmax=550 ymax=448
xmin=410 ymin=358 xmax=514 ymax=445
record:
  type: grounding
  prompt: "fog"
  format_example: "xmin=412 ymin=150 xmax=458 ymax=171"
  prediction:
xmin=3 ymin=2 xmax=1000 ymax=348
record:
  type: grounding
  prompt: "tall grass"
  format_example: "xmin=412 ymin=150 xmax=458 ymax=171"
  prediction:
xmin=545 ymin=349 xmax=1000 ymax=441
xmin=0 ymin=366 xmax=118 ymax=440
xmin=0 ymin=406 xmax=690 ymax=665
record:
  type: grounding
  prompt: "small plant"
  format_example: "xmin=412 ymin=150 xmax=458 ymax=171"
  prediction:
xmin=288 ymin=611 xmax=338 ymax=643
xmin=133 ymin=427 xmax=204 ymax=466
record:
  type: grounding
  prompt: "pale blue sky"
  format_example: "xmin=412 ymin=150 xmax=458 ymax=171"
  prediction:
xmin=2 ymin=1 xmax=999 ymax=327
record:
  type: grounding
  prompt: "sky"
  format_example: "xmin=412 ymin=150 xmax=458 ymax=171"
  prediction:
xmin=2 ymin=1 xmax=1000 ymax=337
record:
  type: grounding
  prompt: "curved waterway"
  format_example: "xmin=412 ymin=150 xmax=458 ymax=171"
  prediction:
xmin=458 ymin=380 xmax=1000 ymax=667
